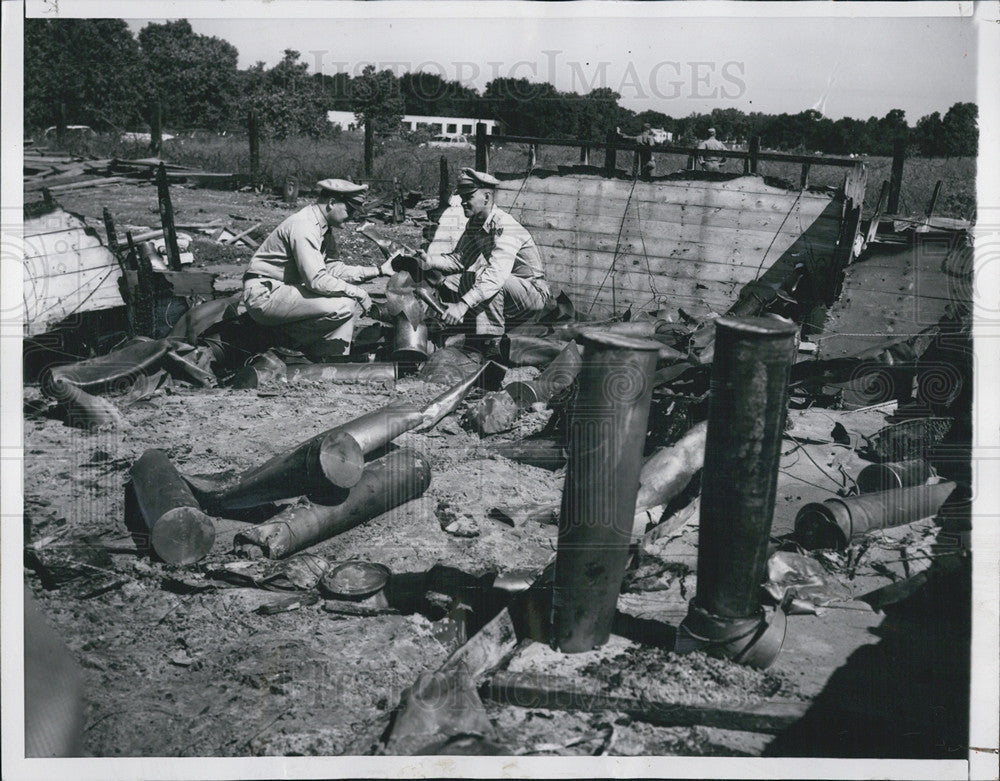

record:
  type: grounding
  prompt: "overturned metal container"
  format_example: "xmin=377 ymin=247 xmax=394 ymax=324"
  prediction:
xmin=795 ymin=481 xmax=957 ymax=551
xmin=550 ymin=330 xmax=661 ymax=652
xmin=505 ymin=340 xmax=583 ymax=408
xmin=130 ymin=449 xmax=216 ymax=565
xmin=233 ymin=448 xmax=432 ymax=558
xmin=498 ymin=335 xmax=565 ymax=368
xmin=677 ymin=316 xmax=797 ymax=669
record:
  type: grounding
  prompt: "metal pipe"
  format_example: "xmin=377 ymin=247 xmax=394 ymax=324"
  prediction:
xmin=499 ymin=335 xmax=565 ymax=368
xmin=335 ymin=402 xmax=425 ymax=454
xmin=233 ymin=449 xmax=432 ymax=558
xmin=192 ymin=430 xmax=366 ymax=512
xmin=131 ymin=449 xmax=216 ymax=565
xmin=677 ymin=316 xmax=796 ymax=669
xmin=795 ymin=481 xmax=957 ymax=551
xmin=505 ymin=340 xmax=583 ymax=408
xmin=635 ymin=421 xmax=707 ymax=512
xmin=551 ymin=330 xmax=661 ymax=652
xmin=856 ymin=459 xmax=934 ymax=494
xmin=416 ymin=362 xmax=495 ymax=432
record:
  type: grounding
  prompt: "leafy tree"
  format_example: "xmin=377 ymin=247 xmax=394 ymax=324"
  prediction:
xmin=138 ymin=20 xmax=240 ymax=131
xmin=238 ymin=50 xmax=331 ymax=138
xmin=915 ymin=111 xmax=944 ymax=156
xmin=940 ymin=102 xmax=977 ymax=156
xmin=24 ymin=18 xmax=144 ymax=132
xmin=352 ymin=65 xmax=405 ymax=137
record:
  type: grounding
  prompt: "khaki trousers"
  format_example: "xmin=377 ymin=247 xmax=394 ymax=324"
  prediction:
xmin=440 ymin=272 xmax=549 ymax=336
xmin=243 ymin=278 xmax=359 ymax=358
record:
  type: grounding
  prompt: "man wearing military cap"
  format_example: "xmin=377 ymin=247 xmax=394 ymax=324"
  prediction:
xmin=242 ymin=179 xmax=394 ymax=358
xmin=420 ymin=167 xmax=550 ymax=341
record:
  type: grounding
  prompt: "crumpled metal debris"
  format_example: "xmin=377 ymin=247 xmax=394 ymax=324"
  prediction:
xmin=763 ymin=550 xmax=851 ymax=614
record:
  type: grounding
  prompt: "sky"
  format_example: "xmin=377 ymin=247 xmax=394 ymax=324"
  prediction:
xmin=122 ymin=10 xmax=978 ymax=123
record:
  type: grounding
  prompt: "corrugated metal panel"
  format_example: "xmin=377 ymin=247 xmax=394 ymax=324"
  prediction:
xmin=22 ymin=205 xmax=123 ymax=336
xmin=494 ymin=173 xmax=841 ymax=319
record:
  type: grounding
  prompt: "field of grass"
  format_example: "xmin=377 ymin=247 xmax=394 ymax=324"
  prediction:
xmin=43 ymin=132 xmax=976 ymax=219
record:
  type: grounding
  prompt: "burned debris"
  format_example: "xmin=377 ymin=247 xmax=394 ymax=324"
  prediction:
xmin=21 ymin=134 xmax=973 ymax=760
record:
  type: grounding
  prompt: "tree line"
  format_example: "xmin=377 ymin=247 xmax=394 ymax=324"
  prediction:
xmin=25 ymin=18 xmax=978 ymax=157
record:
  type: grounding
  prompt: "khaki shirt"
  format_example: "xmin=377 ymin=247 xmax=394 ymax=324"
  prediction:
xmin=426 ymin=206 xmax=547 ymax=309
xmin=245 ymin=204 xmax=372 ymax=296
xmin=698 ymin=137 xmax=728 ymax=163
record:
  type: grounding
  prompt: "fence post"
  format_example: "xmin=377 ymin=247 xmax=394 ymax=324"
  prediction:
xmin=924 ymin=180 xmax=942 ymax=219
xmin=475 ymin=123 xmax=489 ymax=171
xmin=604 ymin=129 xmax=618 ymax=175
xmin=580 ymin=144 xmax=590 ymax=165
xmin=364 ymin=118 xmax=374 ymax=179
xmin=149 ymin=98 xmax=162 ymax=156
xmin=438 ymin=156 xmax=450 ymax=209
xmin=799 ymin=162 xmax=811 ymax=190
xmin=156 ymin=163 xmax=183 ymax=271
xmin=887 ymin=136 xmax=906 ymax=214
xmin=865 ymin=180 xmax=889 ymax=246
xmin=527 ymin=144 xmax=537 ymax=169
xmin=748 ymin=137 xmax=760 ymax=175
xmin=102 ymin=207 xmax=119 ymax=257
xmin=247 ymin=110 xmax=260 ymax=191
xmin=392 ymin=176 xmax=404 ymax=223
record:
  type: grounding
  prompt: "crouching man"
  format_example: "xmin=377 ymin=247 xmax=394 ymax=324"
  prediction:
xmin=423 ymin=168 xmax=550 ymax=345
xmin=242 ymin=179 xmax=394 ymax=359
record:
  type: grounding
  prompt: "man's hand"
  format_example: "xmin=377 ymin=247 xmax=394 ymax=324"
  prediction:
xmin=378 ymin=259 xmax=395 ymax=277
xmin=344 ymin=284 xmax=372 ymax=314
xmin=442 ymin=301 xmax=469 ymax=326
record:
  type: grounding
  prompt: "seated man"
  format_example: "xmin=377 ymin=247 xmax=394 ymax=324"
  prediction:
xmin=242 ymin=179 xmax=394 ymax=359
xmin=422 ymin=168 xmax=550 ymax=343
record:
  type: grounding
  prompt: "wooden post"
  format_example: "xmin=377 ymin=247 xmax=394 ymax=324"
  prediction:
xmin=887 ymin=136 xmax=906 ymax=214
xmin=149 ymin=98 xmax=162 ymax=156
xmin=126 ymin=231 xmax=154 ymax=337
xmin=748 ymin=137 xmax=760 ymax=175
xmin=247 ymin=110 xmax=260 ymax=191
xmin=102 ymin=207 xmax=119 ymax=257
xmin=364 ymin=117 xmax=374 ymax=179
xmin=55 ymin=101 xmax=67 ymax=145
xmin=925 ymin=180 xmax=942 ymax=219
xmin=800 ymin=162 xmax=811 ymax=190
xmin=865 ymin=180 xmax=889 ymax=246
xmin=475 ymin=123 xmax=489 ymax=171
xmin=580 ymin=145 xmax=590 ymax=165
xmin=392 ymin=176 xmax=404 ymax=223
xmin=604 ymin=129 xmax=618 ymax=175
xmin=527 ymin=144 xmax=537 ymax=169
xmin=155 ymin=163 xmax=183 ymax=271
xmin=438 ymin=156 xmax=450 ymax=209
xmin=631 ymin=148 xmax=640 ymax=177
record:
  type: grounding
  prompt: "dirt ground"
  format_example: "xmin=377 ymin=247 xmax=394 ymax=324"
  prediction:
xmin=21 ymin=181 xmax=971 ymax=759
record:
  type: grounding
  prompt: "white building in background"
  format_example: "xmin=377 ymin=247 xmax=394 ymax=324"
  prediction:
xmin=326 ymin=110 xmax=497 ymax=137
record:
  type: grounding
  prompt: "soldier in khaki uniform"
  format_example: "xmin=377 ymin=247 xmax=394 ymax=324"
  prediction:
xmin=421 ymin=168 xmax=550 ymax=341
xmin=242 ymin=179 xmax=394 ymax=358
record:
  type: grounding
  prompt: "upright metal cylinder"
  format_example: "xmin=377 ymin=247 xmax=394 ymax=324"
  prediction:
xmin=505 ymin=340 xmax=583 ymax=408
xmin=392 ymin=314 xmax=429 ymax=364
xmin=694 ymin=316 xmax=797 ymax=620
xmin=550 ymin=331 xmax=661 ymax=652
xmin=131 ymin=449 xmax=216 ymax=565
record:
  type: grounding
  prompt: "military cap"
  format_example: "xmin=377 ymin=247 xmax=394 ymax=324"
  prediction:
xmin=317 ymin=179 xmax=368 ymax=208
xmin=456 ymin=168 xmax=500 ymax=194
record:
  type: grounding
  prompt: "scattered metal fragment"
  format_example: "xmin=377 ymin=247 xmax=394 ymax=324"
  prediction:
xmin=505 ymin=339 xmax=583 ymax=408
xmin=856 ymin=458 xmax=935 ymax=493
